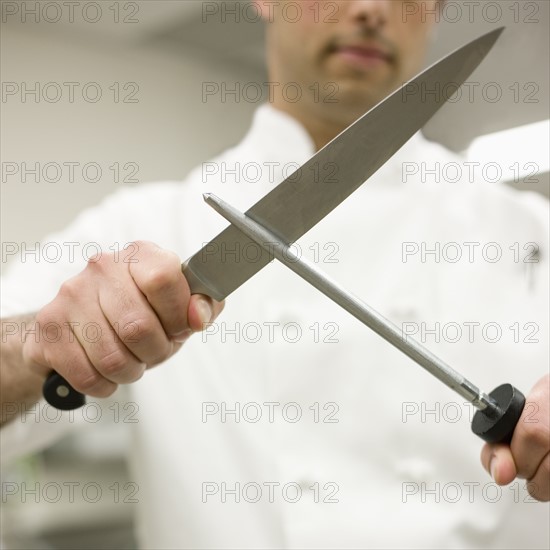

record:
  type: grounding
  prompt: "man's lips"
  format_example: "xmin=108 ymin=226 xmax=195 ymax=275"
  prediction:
xmin=329 ymin=44 xmax=394 ymax=67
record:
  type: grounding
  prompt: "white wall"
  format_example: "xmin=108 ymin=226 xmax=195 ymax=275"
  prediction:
xmin=1 ymin=22 xmax=260 ymax=248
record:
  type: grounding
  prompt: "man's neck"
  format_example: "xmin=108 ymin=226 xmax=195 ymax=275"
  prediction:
xmin=271 ymin=102 xmax=349 ymax=152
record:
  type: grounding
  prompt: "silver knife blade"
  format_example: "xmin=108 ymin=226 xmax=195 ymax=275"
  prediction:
xmin=183 ymin=28 xmax=504 ymax=301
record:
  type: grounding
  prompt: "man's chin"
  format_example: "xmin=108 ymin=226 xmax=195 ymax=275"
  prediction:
xmin=323 ymin=65 xmax=400 ymax=105
xmin=331 ymin=83 xmax=396 ymax=116
xmin=311 ymin=93 xmax=384 ymax=130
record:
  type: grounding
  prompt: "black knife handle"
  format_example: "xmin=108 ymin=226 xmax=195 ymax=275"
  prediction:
xmin=471 ymin=384 xmax=526 ymax=444
xmin=43 ymin=372 xmax=86 ymax=410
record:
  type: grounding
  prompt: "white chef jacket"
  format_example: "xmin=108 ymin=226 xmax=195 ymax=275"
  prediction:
xmin=1 ymin=104 xmax=549 ymax=549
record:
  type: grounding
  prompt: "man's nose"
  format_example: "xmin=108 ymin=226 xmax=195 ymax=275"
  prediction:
xmin=345 ymin=0 xmax=391 ymax=28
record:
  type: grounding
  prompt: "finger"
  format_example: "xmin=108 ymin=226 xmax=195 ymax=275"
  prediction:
xmin=24 ymin=310 xmax=117 ymax=398
xmin=511 ymin=414 xmax=550 ymax=480
xmin=187 ymin=295 xmax=225 ymax=332
xmin=98 ymin=274 xmax=173 ymax=367
xmin=509 ymin=379 xmax=550 ymax=479
xmin=70 ymin=306 xmax=146 ymax=385
xmin=128 ymin=242 xmax=191 ymax=338
xmin=481 ymin=443 xmax=517 ymax=486
xmin=526 ymin=452 xmax=550 ymax=502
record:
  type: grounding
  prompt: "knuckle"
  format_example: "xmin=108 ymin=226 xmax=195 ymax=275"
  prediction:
xmin=132 ymin=239 xmax=150 ymax=250
xmin=86 ymin=250 xmax=107 ymax=269
xmin=57 ymin=276 xmax=81 ymax=300
xmin=96 ymin=348 xmax=130 ymax=378
xmin=119 ymin=315 xmax=155 ymax=342
xmin=161 ymin=249 xmax=181 ymax=269
xmin=71 ymin=369 xmax=105 ymax=394
xmin=34 ymin=308 xmax=64 ymax=342
xmin=131 ymin=240 xmax=154 ymax=259
xmin=34 ymin=307 xmax=51 ymax=327
xmin=145 ymin=266 xmax=179 ymax=295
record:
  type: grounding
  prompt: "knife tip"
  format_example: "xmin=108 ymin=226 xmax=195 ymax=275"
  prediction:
xmin=203 ymin=193 xmax=212 ymax=202
xmin=481 ymin=26 xmax=505 ymax=45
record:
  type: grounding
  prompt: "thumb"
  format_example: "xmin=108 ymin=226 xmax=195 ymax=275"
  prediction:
xmin=481 ymin=443 xmax=517 ymax=485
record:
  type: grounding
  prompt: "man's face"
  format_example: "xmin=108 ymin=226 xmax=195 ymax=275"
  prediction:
xmin=259 ymin=0 xmax=439 ymax=123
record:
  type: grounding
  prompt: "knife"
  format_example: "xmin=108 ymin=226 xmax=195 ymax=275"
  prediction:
xmin=44 ymin=28 xmax=514 ymax=431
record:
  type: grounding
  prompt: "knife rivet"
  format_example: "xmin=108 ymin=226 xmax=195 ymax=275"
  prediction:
xmin=56 ymin=385 xmax=70 ymax=398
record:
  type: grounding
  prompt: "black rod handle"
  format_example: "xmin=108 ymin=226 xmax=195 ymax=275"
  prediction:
xmin=43 ymin=372 xmax=86 ymax=410
xmin=471 ymin=383 xmax=526 ymax=444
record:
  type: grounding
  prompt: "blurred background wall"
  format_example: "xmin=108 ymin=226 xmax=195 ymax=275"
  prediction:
xmin=1 ymin=1 xmax=548 ymax=548
xmin=1 ymin=1 xmax=264 ymax=247
xmin=2 ymin=0 xmax=549 ymax=247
